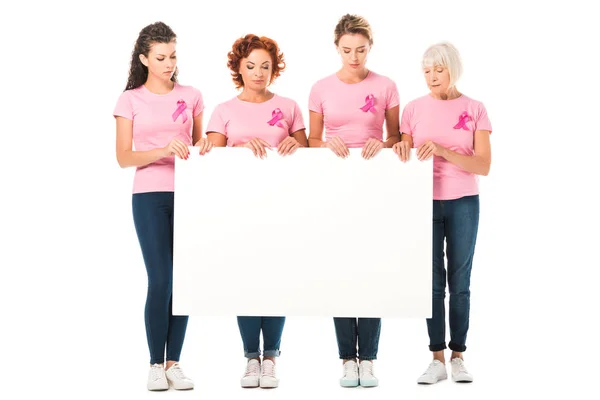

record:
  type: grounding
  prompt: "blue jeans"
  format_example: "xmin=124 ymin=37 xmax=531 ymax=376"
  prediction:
xmin=427 ymin=195 xmax=479 ymax=352
xmin=132 ymin=192 xmax=188 ymax=364
xmin=334 ymin=318 xmax=381 ymax=360
xmin=237 ymin=317 xmax=285 ymax=358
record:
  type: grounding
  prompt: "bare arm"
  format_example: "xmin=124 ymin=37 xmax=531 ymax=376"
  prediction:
xmin=383 ymin=105 xmax=400 ymax=148
xmin=206 ymin=132 xmax=227 ymax=147
xmin=401 ymin=133 xmax=413 ymax=147
xmin=441 ymin=130 xmax=491 ymax=176
xmin=291 ymin=129 xmax=308 ymax=147
xmin=192 ymin=112 xmax=204 ymax=145
xmin=115 ymin=117 xmax=167 ymax=168
xmin=308 ymin=111 xmax=325 ymax=148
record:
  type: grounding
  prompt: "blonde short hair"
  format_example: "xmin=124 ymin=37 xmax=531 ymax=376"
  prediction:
xmin=422 ymin=42 xmax=463 ymax=88
xmin=334 ymin=14 xmax=373 ymax=46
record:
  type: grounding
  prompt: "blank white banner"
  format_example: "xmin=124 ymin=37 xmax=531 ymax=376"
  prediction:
xmin=173 ymin=148 xmax=432 ymax=318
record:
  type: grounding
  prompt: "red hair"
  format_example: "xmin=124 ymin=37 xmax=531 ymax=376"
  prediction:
xmin=227 ymin=34 xmax=286 ymax=89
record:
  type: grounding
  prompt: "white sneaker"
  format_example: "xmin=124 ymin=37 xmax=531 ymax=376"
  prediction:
xmin=359 ymin=360 xmax=378 ymax=387
xmin=147 ymin=364 xmax=169 ymax=391
xmin=417 ymin=360 xmax=448 ymax=384
xmin=260 ymin=359 xmax=279 ymax=388
xmin=241 ymin=359 xmax=260 ymax=388
xmin=340 ymin=360 xmax=359 ymax=387
xmin=451 ymin=358 xmax=473 ymax=382
xmin=165 ymin=363 xmax=194 ymax=390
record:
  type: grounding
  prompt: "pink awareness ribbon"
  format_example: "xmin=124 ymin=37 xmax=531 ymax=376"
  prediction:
xmin=360 ymin=94 xmax=376 ymax=113
xmin=453 ymin=111 xmax=471 ymax=130
xmin=172 ymin=100 xmax=188 ymax=123
xmin=267 ymin=108 xmax=284 ymax=127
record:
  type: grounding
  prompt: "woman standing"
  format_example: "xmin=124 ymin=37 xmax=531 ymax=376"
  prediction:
xmin=308 ymin=14 xmax=400 ymax=388
xmin=394 ymin=42 xmax=492 ymax=384
xmin=113 ymin=21 xmax=212 ymax=391
xmin=205 ymin=33 xmax=307 ymax=389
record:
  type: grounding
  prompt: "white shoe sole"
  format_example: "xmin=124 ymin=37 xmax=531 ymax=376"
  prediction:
xmin=260 ymin=380 xmax=279 ymax=388
xmin=170 ymin=383 xmax=194 ymax=390
xmin=452 ymin=375 xmax=473 ymax=383
xmin=147 ymin=384 xmax=169 ymax=391
xmin=417 ymin=375 xmax=447 ymax=384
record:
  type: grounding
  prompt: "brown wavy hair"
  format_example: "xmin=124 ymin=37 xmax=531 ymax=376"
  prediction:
xmin=227 ymin=34 xmax=286 ymax=89
xmin=125 ymin=22 xmax=178 ymax=91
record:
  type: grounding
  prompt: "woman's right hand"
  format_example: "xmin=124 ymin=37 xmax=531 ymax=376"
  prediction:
xmin=392 ymin=141 xmax=411 ymax=162
xmin=321 ymin=136 xmax=349 ymax=158
xmin=162 ymin=139 xmax=190 ymax=160
xmin=237 ymin=137 xmax=272 ymax=158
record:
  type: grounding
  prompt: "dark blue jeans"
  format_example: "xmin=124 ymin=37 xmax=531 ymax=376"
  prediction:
xmin=334 ymin=318 xmax=381 ymax=360
xmin=427 ymin=195 xmax=479 ymax=352
xmin=237 ymin=317 xmax=285 ymax=358
xmin=132 ymin=192 xmax=188 ymax=365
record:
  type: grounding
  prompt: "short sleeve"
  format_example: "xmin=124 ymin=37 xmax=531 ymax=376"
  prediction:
xmin=385 ymin=79 xmax=400 ymax=110
xmin=113 ymin=91 xmax=133 ymax=120
xmin=193 ymin=88 xmax=204 ymax=117
xmin=399 ymin=102 xmax=414 ymax=135
xmin=289 ymin=101 xmax=306 ymax=134
xmin=474 ymin=102 xmax=492 ymax=133
xmin=206 ymin=105 xmax=227 ymax=137
xmin=308 ymin=83 xmax=323 ymax=114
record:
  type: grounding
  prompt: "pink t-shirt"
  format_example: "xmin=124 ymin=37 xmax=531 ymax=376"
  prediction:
xmin=206 ymin=94 xmax=305 ymax=146
xmin=308 ymin=71 xmax=400 ymax=148
xmin=113 ymin=83 xmax=204 ymax=193
xmin=400 ymin=94 xmax=492 ymax=200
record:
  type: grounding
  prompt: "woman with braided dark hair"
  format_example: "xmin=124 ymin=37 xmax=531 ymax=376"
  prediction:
xmin=113 ymin=21 xmax=212 ymax=391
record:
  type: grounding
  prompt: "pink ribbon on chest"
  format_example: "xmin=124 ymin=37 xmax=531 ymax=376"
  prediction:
xmin=453 ymin=111 xmax=471 ymax=130
xmin=360 ymin=94 xmax=376 ymax=113
xmin=267 ymin=108 xmax=285 ymax=127
xmin=172 ymin=100 xmax=188 ymax=123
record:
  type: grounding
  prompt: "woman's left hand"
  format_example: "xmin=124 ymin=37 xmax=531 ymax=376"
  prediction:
xmin=361 ymin=138 xmax=384 ymax=160
xmin=417 ymin=140 xmax=446 ymax=161
xmin=277 ymin=136 xmax=301 ymax=156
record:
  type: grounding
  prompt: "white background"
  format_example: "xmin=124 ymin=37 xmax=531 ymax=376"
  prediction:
xmin=173 ymin=148 xmax=432 ymax=317
xmin=1 ymin=0 xmax=598 ymax=399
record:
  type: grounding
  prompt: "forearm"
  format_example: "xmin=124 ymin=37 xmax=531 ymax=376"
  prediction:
xmin=117 ymin=148 xmax=165 ymax=168
xmin=308 ymin=138 xmax=325 ymax=148
xmin=442 ymin=149 xmax=490 ymax=176
xmin=384 ymin=136 xmax=400 ymax=148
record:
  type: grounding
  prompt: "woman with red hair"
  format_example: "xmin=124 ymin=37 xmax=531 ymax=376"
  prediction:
xmin=206 ymin=34 xmax=308 ymax=389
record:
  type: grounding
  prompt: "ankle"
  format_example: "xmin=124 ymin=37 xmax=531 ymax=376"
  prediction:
xmin=165 ymin=360 xmax=178 ymax=370
xmin=343 ymin=358 xmax=357 ymax=364
xmin=450 ymin=352 xmax=463 ymax=361
xmin=263 ymin=357 xmax=276 ymax=364
xmin=433 ymin=351 xmax=445 ymax=364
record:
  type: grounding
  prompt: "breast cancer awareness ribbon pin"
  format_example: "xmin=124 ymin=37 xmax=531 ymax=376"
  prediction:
xmin=360 ymin=94 xmax=376 ymax=113
xmin=453 ymin=111 xmax=471 ymax=130
xmin=267 ymin=108 xmax=284 ymax=127
xmin=172 ymin=100 xmax=188 ymax=123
